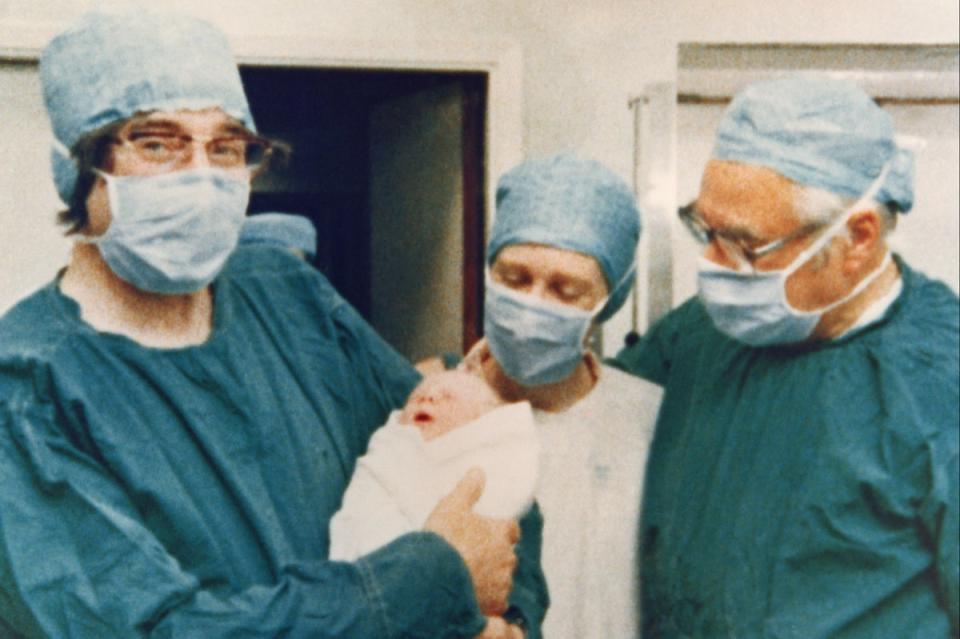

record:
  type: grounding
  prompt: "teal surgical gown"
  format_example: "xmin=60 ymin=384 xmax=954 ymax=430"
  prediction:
xmin=615 ymin=258 xmax=959 ymax=638
xmin=0 ymin=247 xmax=546 ymax=638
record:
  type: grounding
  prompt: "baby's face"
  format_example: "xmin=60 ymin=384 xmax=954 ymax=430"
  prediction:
xmin=400 ymin=371 xmax=502 ymax=441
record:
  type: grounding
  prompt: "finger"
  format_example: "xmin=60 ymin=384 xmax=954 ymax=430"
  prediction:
xmin=505 ymin=520 xmax=520 ymax=544
xmin=458 ymin=352 xmax=477 ymax=373
xmin=475 ymin=617 xmax=497 ymax=639
xmin=460 ymin=339 xmax=489 ymax=373
xmin=485 ymin=599 xmax=509 ymax=618
xmin=488 ymin=518 xmax=520 ymax=545
xmin=485 ymin=617 xmax=507 ymax=632
xmin=447 ymin=467 xmax=486 ymax=509
xmin=464 ymin=338 xmax=487 ymax=362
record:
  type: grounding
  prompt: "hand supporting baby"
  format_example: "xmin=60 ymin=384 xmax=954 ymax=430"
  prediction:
xmin=425 ymin=468 xmax=520 ymax=617
xmin=477 ymin=615 xmax=524 ymax=638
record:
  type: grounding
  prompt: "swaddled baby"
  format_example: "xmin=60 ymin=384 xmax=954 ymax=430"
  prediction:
xmin=328 ymin=370 xmax=538 ymax=561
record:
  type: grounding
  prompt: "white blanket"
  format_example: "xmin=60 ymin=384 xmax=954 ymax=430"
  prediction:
xmin=328 ymin=401 xmax=538 ymax=561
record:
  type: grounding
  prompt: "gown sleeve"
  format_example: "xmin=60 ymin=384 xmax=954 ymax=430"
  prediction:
xmin=328 ymin=287 xmax=422 ymax=438
xmin=0 ymin=392 xmax=487 ymax=639
xmin=504 ymin=503 xmax=549 ymax=639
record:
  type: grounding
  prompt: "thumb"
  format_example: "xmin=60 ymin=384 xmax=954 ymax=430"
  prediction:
xmin=460 ymin=339 xmax=489 ymax=374
xmin=447 ymin=467 xmax=486 ymax=509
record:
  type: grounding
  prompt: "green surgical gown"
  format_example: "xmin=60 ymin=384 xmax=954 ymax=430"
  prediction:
xmin=0 ymin=247 xmax=546 ymax=638
xmin=615 ymin=258 xmax=959 ymax=638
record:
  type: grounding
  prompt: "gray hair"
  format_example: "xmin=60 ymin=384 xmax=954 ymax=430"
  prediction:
xmin=793 ymin=184 xmax=898 ymax=237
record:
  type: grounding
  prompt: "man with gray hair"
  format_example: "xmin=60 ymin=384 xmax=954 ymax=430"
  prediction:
xmin=616 ymin=76 xmax=958 ymax=637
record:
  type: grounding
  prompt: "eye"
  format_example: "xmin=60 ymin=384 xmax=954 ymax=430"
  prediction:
xmin=495 ymin=269 xmax=530 ymax=289
xmin=128 ymin=131 xmax=180 ymax=161
xmin=552 ymin=281 xmax=585 ymax=303
xmin=679 ymin=204 xmax=714 ymax=245
xmin=207 ymin=138 xmax=247 ymax=166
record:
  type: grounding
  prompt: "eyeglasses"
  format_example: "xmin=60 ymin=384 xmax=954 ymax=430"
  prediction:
xmin=678 ymin=203 xmax=822 ymax=268
xmin=113 ymin=126 xmax=272 ymax=171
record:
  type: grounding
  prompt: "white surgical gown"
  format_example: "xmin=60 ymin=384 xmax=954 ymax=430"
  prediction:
xmin=535 ymin=361 xmax=662 ymax=638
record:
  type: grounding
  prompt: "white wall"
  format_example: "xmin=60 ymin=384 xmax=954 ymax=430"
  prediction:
xmin=884 ymin=103 xmax=960 ymax=291
xmin=0 ymin=61 xmax=70 ymax=313
xmin=675 ymin=0 xmax=959 ymax=44
xmin=1 ymin=0 xmax=957 ymax=331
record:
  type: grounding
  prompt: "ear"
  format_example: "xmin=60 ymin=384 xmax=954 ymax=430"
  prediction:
xmin=81 ymin=174 xmax=112 ymax=236
xmin=841 ymin=209 xmax=883 ymax=276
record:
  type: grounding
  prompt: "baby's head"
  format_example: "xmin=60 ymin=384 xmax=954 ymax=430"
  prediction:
xmin=400 ymin=371 xmax=503 ymax=441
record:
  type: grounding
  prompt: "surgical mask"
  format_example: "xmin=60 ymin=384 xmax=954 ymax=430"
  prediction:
xmin=484 ymin=267 xmax=631 ymax=387
xmin=81 ymin=168 xmax=250 ymax=294
xmin=697 ymin=163 xmax=893 ymax=347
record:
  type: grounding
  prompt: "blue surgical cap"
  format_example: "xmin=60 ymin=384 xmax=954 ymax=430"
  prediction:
xmin=487 ymin=154 xmax=641 ymax=322
xmin=240 ymin=213 xmax=317 ymax=259
xmin=40 ymin=9 xmax=254 ymax=204
xmin=713 ymin=75 xmax=914 ymax=213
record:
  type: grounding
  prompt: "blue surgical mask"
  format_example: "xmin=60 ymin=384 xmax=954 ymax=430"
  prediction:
xmin=697 ymin=164 xmax=892 ymax=347
xmin=81 ymin=168 xmax=250 ymax=294
xmin=483 ymin=267 xmax=631 ymax=387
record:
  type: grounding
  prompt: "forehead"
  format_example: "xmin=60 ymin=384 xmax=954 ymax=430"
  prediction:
xmin=416 ymin=372 xmax=489 ymax=396
xmin=123 ymin=107 xmax=244 ymax=133
xmin=493 ymin=243 xmax=605 ymax=283
xmin=697 ymin=160 xmax=803 ymax=238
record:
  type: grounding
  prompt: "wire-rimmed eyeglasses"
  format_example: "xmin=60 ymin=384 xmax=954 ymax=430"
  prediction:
xmin=678 ymin=203 xmax=823 ymax=269
xmin=112 ymin=126 xmax=272 ymax=171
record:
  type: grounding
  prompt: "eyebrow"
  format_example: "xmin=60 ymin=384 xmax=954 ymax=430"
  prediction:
xmin=219 ymin=123 xmax=253 ymax=136
xmin=126 ymin=118 xmax=252 ymax=137
xmin=685 ymin=201 xmax=762 ymax=243
xmin=493 ymin=262 xmax=594 ymax=288
xmin=552 ymin=275 xmax=592 ymax=290
xmin=126 ymin=119 xmax=180 ymax=132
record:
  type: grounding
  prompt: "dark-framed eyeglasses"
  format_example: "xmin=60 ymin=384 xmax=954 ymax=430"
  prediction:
xmin=112 ymin=127 xmax=272 ymax=171
xmin=678 ymin=203 xmax=823 ymax=268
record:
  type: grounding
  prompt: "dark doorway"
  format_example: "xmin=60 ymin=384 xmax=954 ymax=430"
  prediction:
xmin=240 ymin=66 xmax=487 ymax=360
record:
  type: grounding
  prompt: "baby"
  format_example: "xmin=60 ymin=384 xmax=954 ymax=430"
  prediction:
xmin=400 ymin=369 xmax=503 ymax=440
xmin=328 ymin=370 xmax=538 ymax=562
